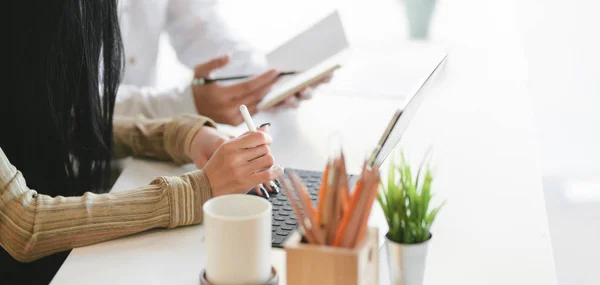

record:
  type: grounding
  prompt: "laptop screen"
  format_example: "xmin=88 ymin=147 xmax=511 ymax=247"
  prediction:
xmin=370 ymin=54 xmax=447 ymax=167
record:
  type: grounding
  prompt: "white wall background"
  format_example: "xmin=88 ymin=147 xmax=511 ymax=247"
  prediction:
xmin=519 ymin=1 xmax=600 ymax=285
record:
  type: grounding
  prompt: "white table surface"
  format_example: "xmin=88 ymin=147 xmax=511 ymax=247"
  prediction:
xmin=52 ymin=56 xmax=556 ymax=285
xmin=53 ymin=0 xmax=557 ymax=283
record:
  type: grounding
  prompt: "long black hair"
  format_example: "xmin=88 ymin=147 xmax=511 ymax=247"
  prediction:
xmin=3 ymin=0 xmax=124 ymax=283
xmin=3 ymin=0 xmax=124 ymax=197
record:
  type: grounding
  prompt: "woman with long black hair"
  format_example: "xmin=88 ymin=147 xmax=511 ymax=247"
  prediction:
xmin=1 ymin=1 xmax=281 ymax=283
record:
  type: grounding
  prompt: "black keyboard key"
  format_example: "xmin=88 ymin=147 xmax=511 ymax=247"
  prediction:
xmin=282 ymin=224 xmax=295 ymax=231
xmin=276 ymin=229 xmax=290 ymax=236
xmin=272 ymin=236 xmax=285 ymax=245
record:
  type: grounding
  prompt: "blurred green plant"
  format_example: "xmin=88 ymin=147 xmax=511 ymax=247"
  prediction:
xmin=377 ymin=149 xmax=445 ymax=244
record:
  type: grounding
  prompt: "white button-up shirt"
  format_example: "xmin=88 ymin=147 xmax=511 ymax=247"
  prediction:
xmin=115 ymin=0 xmax=267 ymax=118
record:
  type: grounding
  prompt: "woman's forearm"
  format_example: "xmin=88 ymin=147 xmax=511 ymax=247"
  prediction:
xmin=0 ymin=148 xmax=211 ymax=262
xmin=112 ymin=114 xmax=215 ymax=163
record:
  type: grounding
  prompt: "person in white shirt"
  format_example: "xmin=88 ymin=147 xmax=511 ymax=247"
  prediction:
xmin=115 ymin=0 xmax=327 ymax=125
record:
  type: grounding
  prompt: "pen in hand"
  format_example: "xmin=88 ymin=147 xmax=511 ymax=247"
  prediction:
xmin=239 ymin=105 xmax=280 ymax=198
xmin=193 ymin=71 xmax=298 ymax=85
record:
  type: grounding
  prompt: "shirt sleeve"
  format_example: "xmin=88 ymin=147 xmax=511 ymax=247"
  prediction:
xmin=112 ymin=113 xmax=215 ymax=164
xmin=165 ymin=0 xmax=268 ymax=77
xmin=0 ymin=148 xmax=212 ymax=263
xmin=114 ymin=83 xmax=198 ymax=119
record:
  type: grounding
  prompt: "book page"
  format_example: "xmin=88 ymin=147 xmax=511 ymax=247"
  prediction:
xmin=258 ymin=11 xmax=349 ymax=110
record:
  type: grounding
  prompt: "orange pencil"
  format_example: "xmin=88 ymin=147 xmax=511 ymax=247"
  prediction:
xmin=352 ymin=170 xmax=381 ymax=248
xmin=290 ymin=173 xmax=325 ymax=244
xmin=325 ymin=158 xmax=341 ymax=244
xmin=332 ymin=183 xmax=362 ymax=246
xmin=338 ymin=153 xmax=350 ymax=215
xmin=339 ymin=169 xmax=376 ymax=248
xmin=322 ymin=159 xmax=339 ymax=228
xmin=280 ymin=176 xmax=317 ymax=244
xmin=290 ymin=173 xmax=318 ymax=219
xmin=332 ymin=163 xmax=368 ymax=246
xmin=329 ymin=157 xmax=347 ymax=245
xmin=317 ymin=161 xmax=331 ymax=226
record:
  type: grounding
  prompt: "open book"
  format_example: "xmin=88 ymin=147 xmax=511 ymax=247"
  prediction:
xmin=258 ymin=11 xmax=350 ymax=110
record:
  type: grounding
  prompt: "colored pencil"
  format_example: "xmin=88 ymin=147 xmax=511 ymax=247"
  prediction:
xmin=316 ymin=161 xmax=330 ymax=226
xmin=290 ymin=173 xmax=325 ymax=244
xmin=340 ymin=167 xmax=376 ymax=248
xmin=338 ymin=153 xmax=350 ymax=215
xmin=280 ymin=177 xmax=317 ymax=244
xmin=352 ymin=169 xmax=380 ymax=248
xmin=283 ymin=152 xmax=381 ymax=248
xmin=332 ymin=162 xmax=368 ymax=246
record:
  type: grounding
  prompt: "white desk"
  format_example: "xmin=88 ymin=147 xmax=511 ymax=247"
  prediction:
xmin=52 ymin=0 xmax=558 ymax=281
xmin=52 ymin=55 xmax=557 ymax=284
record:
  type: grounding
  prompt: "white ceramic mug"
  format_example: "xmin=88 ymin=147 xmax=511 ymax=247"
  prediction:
xmin=203 ymin=194 xmax=272 ymax=285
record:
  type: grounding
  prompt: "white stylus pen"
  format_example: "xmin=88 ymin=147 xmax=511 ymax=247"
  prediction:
xmin=240 ymin=105 xmax=257 ymax=132
xmin=239 ymin=105 xmax=273 ymax=198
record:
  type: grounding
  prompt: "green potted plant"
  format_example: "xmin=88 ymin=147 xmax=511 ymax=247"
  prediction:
xmin=377 ymin=149 xmax=445 ymax=285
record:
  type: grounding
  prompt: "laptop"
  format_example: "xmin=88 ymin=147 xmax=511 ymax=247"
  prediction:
xmin=261 ymin=53 xmax=447 ymax=248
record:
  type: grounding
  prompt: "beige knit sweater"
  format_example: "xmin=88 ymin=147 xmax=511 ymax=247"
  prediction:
xmin=0 ymin=114 xmax=214 ymax=262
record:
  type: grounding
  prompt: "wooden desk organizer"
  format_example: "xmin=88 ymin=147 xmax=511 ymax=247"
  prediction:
xmin=284 ymin=228 xmax=379 ymax=285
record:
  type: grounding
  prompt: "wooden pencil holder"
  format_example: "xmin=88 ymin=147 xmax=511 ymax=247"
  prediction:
xmin=284 ymin=228 xmax=379 ymax=285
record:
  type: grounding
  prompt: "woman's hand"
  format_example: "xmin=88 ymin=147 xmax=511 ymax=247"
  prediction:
xmin=189 ymin=127 xmax=232 ymax=169
xmin=203 ymin=127 xmax=283 ymax=197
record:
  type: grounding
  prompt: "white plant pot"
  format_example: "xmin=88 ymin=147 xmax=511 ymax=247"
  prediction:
xmin=403 ymin=0 xmax=437 ymax=40
xmin=385 ymin=234 xmax=430 ymax=285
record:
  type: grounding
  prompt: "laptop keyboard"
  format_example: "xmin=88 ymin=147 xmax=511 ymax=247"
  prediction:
xmin=251 ymin=168 xmax=357 ymax=248
xmin=269 ymin=169 xmax=321 ymax=247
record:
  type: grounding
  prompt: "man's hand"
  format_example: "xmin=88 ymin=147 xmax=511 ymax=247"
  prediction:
xmin=192 ymin=55 xmax=280 ymax=125
xmin=268 ymin=72 xmax=334 ymax=112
